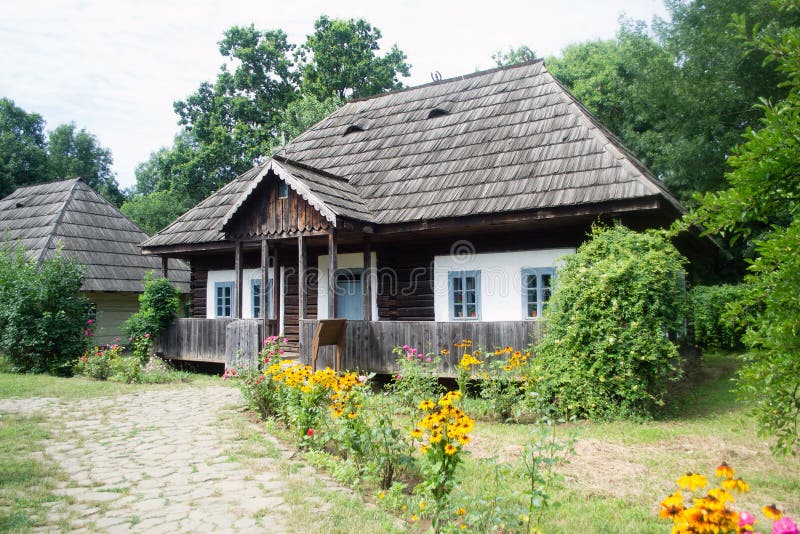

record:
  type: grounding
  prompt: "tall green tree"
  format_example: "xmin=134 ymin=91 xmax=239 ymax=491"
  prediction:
xmin=492 ymin=45 xmax=536 ymax=66
xmin=47 ymin=123 xmax=123 ymax=205
xmin=298 ymin=15 xmax=410 ymax=100
xmin=685 ymin=0 xmax=800 ymax=454
xmin=0 ymin=98 xmax=48 ymax=197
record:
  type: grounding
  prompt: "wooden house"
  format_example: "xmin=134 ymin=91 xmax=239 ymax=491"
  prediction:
xmin=0 ymin=178 xmax=190 ymax=345
xmin=142 ymin=60 xmax=698 ymax=372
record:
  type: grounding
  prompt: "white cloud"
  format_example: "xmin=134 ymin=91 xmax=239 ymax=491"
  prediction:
xmin=0 ymin=0 xmax=668 ymax=190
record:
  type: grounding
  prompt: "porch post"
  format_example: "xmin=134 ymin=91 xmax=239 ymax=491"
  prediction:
xmin=298 ymin=234 xmax=306 ymax=321
xmin=328 ymin=229 xmax=337 ymax=318
xmin=234 ymin=240 xmax=243 ymax=319
xmin=161 ymin=256 xmax=169 ymax=279
xmin=261 ymin=238 xmax=269 ymax=336
xmin=363 ymin=235 xmax=372 ymax=321
xmin=273 ymin=246 xmax=281 ymax=335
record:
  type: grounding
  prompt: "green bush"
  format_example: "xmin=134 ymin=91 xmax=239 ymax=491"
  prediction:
xmin=531 ymin=225 xmax=688 ymax=420
xmin=0 ymin=245 xmax=90 ymax=374
xmin=124 ymin=274 xmax=181 ymax=362
xmin=689 ymin=284 xmax=746 ymax=350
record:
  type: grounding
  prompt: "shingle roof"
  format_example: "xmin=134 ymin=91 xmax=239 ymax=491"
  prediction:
xmin=0 ymin=178 xmax=189 ymax=292
xmin=145 ymin=60 xmax=681 ymax=248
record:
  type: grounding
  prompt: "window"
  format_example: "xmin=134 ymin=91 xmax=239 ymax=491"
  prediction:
xmin=521 ymin=268 xmax=555 ymax=319
xmin=448 ymin=271 xmax=480 ymax=320
xmin=251 ymin=278 xmax=273 ymax=319
xmin=214 ymin=282 xmax=234 ymax=318
xmin=277 ymin=181 xmax=289 ymax=199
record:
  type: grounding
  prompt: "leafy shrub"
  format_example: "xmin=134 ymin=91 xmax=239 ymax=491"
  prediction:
xmin=532 ymin=225 xmax=688 ymax=420
xmin=0 ymin=245 xmax=90 ymax=374
xmin=124 ymin=274 xmax=181 ymax=362
xmin=385 ymin=345 xmax=443 ymax=415
xmin=689 ymin=284 xmax=746 ymax=350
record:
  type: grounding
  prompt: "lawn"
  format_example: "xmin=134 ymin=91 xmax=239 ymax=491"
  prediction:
xmin=452 ymin=351 xmax=800 ymax=532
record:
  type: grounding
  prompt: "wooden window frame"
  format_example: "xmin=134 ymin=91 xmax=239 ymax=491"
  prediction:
xmin=214 ymin=281 xmax=234 ymax=318
xmin=521 ymin=268 xmax=555 ymax=320
xmin=448 ymin=270 xmax=481 ymax=321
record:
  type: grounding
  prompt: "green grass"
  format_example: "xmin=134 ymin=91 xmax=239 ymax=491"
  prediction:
xmin=0 ymin=371 xmax=224 ymax=400
xmin=0 ymin=415 xmax=63 ymax=532
xmin=458 ymin=351 xmax=800 ymax=532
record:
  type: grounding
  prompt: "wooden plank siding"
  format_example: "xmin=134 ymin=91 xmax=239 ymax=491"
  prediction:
xmin=227 ymin=178 xmax=332 ymax=240
xmin=153 ymin=318 xmax=270 ymax=364
xmin=300 ymin=319 xmax=543 ymax=376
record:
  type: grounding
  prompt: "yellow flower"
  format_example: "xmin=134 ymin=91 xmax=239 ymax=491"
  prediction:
xmin=419 ymin=500 xmax=426 ymax=510
xmin=715 ymin=462 xmax=734 ymax=480
xmin=659 ymin=491 xmax=684 ymax=520
xmin=457 ymin=435 xmax=471 ymax=446
xmin=444 ymin=443 xmax=458 ymax=455
xmin=721 ymin=477 xmax=750 ymax=494
xmin=418 ymin=399 xmax=435 ymax=411
xmin=419 ymin=444 xmax=430 ymax=454
xmin=411 ymin=428 xmax=423 ymax=439
xmin=456 ymin=507 xmax=466 ymax=516
xmin=763 ymin=504 xmax=783 ymax=520
xmin=430 ymin=432 xmax=443 ymax=444
xmin=677 ymin=472 xmax=707 ymax=492
xmin=411 ymin=514 xmax=418 ymax=522
xmin=441 ymin=348 xmax=450 ymax=355
xmin=378 ymin=491 xmax=385 ymax=500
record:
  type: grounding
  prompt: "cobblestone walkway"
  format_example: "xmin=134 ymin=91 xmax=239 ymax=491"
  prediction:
xmin=0 ymin=386 xmax=321 ymax=533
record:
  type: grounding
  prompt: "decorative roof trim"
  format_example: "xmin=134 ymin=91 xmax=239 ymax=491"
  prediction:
xmin=217 ymin=159 xmax=338 ymax=233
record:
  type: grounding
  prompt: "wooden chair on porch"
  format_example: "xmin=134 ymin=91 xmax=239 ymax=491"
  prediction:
xmin=310 ymin=319 xmax=347 ymax=372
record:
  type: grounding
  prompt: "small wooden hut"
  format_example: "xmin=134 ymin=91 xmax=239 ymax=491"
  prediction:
xmin=0 ymin=178 xmax=189 ymax=345
xmin=141 ymin=60 xmax=709 ymax=373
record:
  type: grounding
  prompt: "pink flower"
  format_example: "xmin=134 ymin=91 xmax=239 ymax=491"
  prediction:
xmin=740 ymin=512 xmax=756 ymax=527
xmin=425 ymin=357 xmax=432 ymax=363
xmin=282 ymin=338 xmax=288 ymax=344
xmin=279 ymin=349 xmax=284 ymax=354
xmin=144 ymin=333 xmax=151 ymax=338
xmin=406 ymin=355 xmax=413 ymax=360
xmin=395 ymin=374 xmax=402 ymax=380
xmin=87 ymin=319 xmax=93 ymax=325
xmin=773 ymin=517 xmax=799 ymax=534
xmin=357 ymin=375 xmax=367 ymax=382
xmin=84 ymin=330 xmax=89 ymax=336
xmin=128 ymin=337 xmax=133 ymax=342
xmin=418 ymin=353 xmax=424 ymax=359
xmin=307 ymin=428 xmax=315 ymax=437
xmin=402 ymin=344 xmax=409 ymax=350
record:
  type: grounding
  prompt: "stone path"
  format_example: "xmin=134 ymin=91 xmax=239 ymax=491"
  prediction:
xmin=0 ymin=386 xmax=332 ymax=533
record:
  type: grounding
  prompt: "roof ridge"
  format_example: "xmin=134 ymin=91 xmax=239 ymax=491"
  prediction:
xmin=37 ymin=178 xmax=82 ymax=262
xmin=545 ymin=68 xmax=684 ymax=214
xmin=347 ymin=58 xmax=546 ymax=104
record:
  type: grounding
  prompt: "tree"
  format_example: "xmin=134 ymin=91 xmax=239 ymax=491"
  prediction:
xmin=277 ymin=94 xmax=343 ymax=142
xmin=120 ymin=190 xmax=192 ymax=235
xmin=492 ymin=45 xmax=536 ymax=67
xmin=685 ymin=0 xmax=800 ymax=454
xmin=47 ymin=123 xmax=123 ymax=205
xmin=298 ymin=15 xmax=410 ymax=100
xmin=0 ymin=98 xmax=48 ymax=197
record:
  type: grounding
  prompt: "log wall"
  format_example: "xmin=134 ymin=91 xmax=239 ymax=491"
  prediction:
xmin=300 ymin=319 xmax=543 ymax=376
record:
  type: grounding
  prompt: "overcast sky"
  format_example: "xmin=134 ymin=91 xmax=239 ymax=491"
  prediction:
xmin=0 ymin=0 xmax=668 ymax=190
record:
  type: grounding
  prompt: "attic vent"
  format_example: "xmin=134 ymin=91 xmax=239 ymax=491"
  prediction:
xmin=343 ymin=124 xmax=365 ymax=136
xmin=427 ymin=100 xmax=454 ymax=119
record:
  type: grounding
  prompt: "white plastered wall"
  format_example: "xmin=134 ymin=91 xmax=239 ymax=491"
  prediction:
xmin=433 ymin=248 xmax=575 ymax=322
xmin=317 ymin=252 xmax=379 ymax=320
xmin=206 ymin=267 xmax=276 ymax=322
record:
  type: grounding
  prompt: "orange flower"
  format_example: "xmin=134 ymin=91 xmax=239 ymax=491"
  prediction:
xmin=715 ymin=462 xmax=734 ymax=480
xmin=677 ymin=472 xmax=708 ymax=492
xmin=659 ymin=491 xmax=684 ymax=520
xmin=763 ymin=504 xmax=783 ymax=520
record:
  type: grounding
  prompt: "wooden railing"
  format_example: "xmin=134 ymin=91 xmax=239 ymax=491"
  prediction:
xmin=300 ymin=320 xmax=544 ymax=376
xmin=153 ymin=318 xmax=273 ymax=366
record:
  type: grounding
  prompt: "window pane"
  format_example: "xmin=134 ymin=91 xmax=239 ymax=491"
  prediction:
xmin=541 ymin=273 xmax=553 ymax=312
xmin=465 ymin=289 xmax=476 ymax=305
xmin=526 ymin=274 xmax=538 ymax=291
xmin=453 ymin=277 xmax=462 ymax=291
xmin=465 ymin=276 xmax=476 ymax=291
xmin=466 ymin=303 xmax=477 ymax=318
